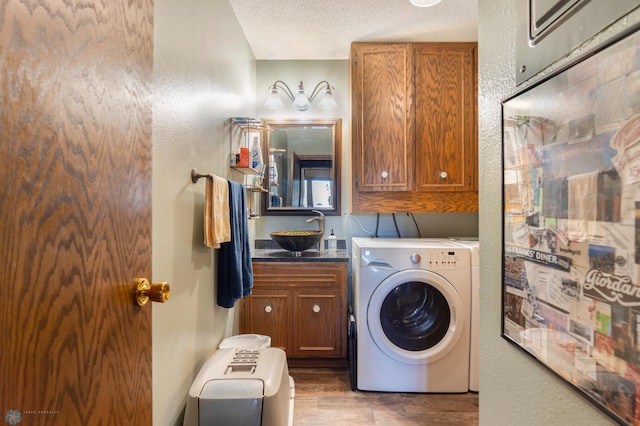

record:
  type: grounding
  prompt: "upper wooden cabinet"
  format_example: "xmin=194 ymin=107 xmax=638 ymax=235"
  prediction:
xmin=414 ymin=44 xmax=477 ymax=193
xmin=351 ymin=43 xmax=415 ymax=193
xmin=350 ymin=42 xmax=478 ymax=213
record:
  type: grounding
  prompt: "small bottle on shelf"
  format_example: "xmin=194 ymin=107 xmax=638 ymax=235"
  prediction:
xmin=250 ymin=136 xmax=264 ymax=171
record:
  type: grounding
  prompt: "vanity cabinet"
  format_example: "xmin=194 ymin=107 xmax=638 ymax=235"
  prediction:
xmin=240 ymin=262 xmax=347 ymax=361
xmin=350 ymin=42 xmax=478 ymax=213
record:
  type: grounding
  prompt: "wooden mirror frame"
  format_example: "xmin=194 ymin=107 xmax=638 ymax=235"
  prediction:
xmin=261 ymin=118 xmax=341 ymax=216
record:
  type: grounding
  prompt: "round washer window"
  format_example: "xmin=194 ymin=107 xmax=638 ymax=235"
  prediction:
xmin=380 ymin=281 xmax=451 ymax=352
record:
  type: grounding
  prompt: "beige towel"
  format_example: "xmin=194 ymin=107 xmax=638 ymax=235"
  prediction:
xmin=205 ymin=175 xmax=231 ymax=248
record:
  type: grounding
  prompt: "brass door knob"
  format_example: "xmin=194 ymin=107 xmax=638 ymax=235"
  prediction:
xmin=135 ymin=278 xmax=170 ymax=306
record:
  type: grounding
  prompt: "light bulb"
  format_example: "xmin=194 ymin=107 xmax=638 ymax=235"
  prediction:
xmin=410 ymin=0 xmax=442 ymax=6
xmin=264 ymin=88 xmax=284 ymax=109
xmin=292 ymin=87 xmax=311 ymax=111
xmin=318 ymin=89 xmax=338 ymax=110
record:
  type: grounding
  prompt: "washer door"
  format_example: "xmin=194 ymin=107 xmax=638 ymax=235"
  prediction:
xmin=367 ymin=268 xmax=465 ymax=365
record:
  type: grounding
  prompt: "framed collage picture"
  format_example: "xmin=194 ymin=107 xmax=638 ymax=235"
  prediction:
xmin=502 ymin=27 xmax=640 ymax=425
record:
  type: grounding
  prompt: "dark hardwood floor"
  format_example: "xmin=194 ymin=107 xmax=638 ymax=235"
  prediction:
xmin=289 ymin=368 xmax=479 ymax=425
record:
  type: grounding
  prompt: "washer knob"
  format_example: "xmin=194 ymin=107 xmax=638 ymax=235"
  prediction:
xmin=410 ymin=253 xmax=421 ymax=264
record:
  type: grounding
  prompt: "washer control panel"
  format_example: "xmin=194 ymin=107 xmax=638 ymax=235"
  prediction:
xmin=415 ymin=249 xmax=468 ymax=270
xmin=427 ymin=250 xmax=462 ymax=265
xmin=356 ymin=239 xmax=471 ymax=270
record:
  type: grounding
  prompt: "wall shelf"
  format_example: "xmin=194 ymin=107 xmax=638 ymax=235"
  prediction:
xmin=230 ymin=165 xmax=260 ymax=174
xmin=229 ymin=117 xmax=270 ymax=175
xmin=246 ymin=185 xmax=268 ymax=193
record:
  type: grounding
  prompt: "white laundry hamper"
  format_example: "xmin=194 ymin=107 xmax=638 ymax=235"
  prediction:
xmin=183 ymin=335 xmax=294 ymax=426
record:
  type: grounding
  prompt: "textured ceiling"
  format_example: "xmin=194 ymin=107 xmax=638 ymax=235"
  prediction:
xmin=228 ymin=0 xmax=478 ymax=60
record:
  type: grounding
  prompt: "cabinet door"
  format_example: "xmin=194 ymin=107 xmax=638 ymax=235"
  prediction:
xmin=414 ymin=43 xmax=477 ymax=192
xmin=351 ymin=43 xmax=414 ymax=192
xmin=293 ymin=287 xmax=343 ymax=358
xmin=240 ymin=289 xmax=292 ymax=352
xmin=245 ymin=261 xmax=347 ymax=360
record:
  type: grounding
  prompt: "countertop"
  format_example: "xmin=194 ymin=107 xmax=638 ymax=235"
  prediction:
xmin=251 ymin=248 xmax=350 ymax=262
xmin=252 ymin=238 xmax=349 ymax=262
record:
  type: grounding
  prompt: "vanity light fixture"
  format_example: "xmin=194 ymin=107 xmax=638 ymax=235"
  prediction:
xmin=264 ymin=80 xmax=338 ymax=111
xmin=410 ymin=0 xmax=442 ymax=6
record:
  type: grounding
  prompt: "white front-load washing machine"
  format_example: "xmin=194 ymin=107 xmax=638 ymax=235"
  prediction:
xmin=352 ymin=238 xmax=471 ymax=393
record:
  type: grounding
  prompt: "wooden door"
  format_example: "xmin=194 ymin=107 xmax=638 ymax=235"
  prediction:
xmin=240 ymin=290 xmax=293 ymax=352
xmin=414 ymin=43 xmax=478 ymax=192
xmin=294 ymin=288 xmax=343 ymax=358
xmin=0 ymin=1 xmax=154 ymax=425
xmin=351 ymin=43 xmax=415 ymax=193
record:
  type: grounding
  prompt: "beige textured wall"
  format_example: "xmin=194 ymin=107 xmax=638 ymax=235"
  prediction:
xmin=478 ymin=2 xmax=640 ymax=425
xmin=151 ymin=0 xmax=256 ymax=424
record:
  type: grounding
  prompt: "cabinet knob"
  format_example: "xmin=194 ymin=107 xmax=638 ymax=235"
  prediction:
xmin=312 ymin=303 xmax=321 ymax=313
xmin=264 ymin=304 xmax=273 ymax=313
xmin=439 ymin=171 xmax=448 ymax=180
xmin=381 ymin=171 xmax=388 ymax=179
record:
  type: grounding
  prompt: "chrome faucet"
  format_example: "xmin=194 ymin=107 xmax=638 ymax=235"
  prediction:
xmin=306 ymin=210 xmax=325 ymax=252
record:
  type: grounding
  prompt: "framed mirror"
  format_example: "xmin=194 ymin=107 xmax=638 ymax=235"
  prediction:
xmin=261 ymin=118 xmax=341 ymax=216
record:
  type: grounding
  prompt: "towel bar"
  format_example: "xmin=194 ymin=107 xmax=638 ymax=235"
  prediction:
xmin=191 ymin=168 xmax=211 ymax=183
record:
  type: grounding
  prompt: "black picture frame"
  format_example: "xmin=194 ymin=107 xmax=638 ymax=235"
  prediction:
xmin=502 ymin=27 xmax=640 ymax=425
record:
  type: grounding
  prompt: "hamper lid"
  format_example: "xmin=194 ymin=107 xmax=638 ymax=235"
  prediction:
xmin=219 ymin=334 xmax=271 ymax=350
xmin=200 ymin=378 xmax=264 ymax=399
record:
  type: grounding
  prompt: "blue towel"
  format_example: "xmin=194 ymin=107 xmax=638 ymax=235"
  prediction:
xmin=217 ymin=181 xmax=253 ymax=308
